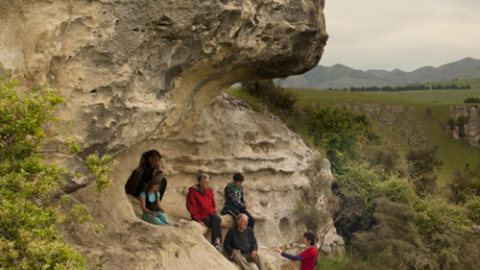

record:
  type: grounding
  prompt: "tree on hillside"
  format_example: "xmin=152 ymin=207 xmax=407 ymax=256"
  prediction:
xmin=426 ymin=107 xmax=432 ymax=120
xmin=406 ymin=145 xmax=443 ymax=196
xmin=241 ymin=79 xmax=298 ymax=119
xmin=450 ymin=163 xmax=480 ymax=204
xmin=302 ymin=106 xmax=374 ymax=173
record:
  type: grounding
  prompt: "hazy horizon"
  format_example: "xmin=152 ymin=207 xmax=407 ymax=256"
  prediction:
xmin=320 ymin=0 xmax=480 ymax=72
xmin=319 ymin=56 xmax=478 ymax=72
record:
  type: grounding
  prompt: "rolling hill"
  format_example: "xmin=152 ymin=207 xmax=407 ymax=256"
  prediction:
xmin=279 ymin=57 xmax=480 ymax=89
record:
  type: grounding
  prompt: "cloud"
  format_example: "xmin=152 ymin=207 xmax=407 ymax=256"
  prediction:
xmin=320 ymin=0 xmax=480 ymax=71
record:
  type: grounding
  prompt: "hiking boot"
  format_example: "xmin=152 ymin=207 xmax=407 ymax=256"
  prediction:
xmin=213 ymin=243 xmax=222 ymax=253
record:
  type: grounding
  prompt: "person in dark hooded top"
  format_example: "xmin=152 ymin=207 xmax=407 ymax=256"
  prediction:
xmin=125 ymin=150 xmax=167 ymax=199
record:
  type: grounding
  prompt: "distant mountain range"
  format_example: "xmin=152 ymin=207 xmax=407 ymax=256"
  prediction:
xmin=278 ymin=57 xmax=480 ymax=89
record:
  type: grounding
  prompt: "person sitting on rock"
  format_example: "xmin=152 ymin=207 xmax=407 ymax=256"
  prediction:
xmin=221 ymin=173 xmax=255 ymax=229
xmin=224 ymin=214 xmax=265 ymax=270
xmin=274 ymin=232 xmax=318 ymax=270
xmin=186 ymin=173 xmax=223 ymax=252
xmin=125 ymin=150 xmax=167 ymax=199
xmin=139 ymin=173 xmax=171 ymax=226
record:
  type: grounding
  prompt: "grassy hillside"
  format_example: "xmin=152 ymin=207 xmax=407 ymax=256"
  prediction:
xmin=293 ymin=80 xmax=480 ymax=185
xmin=229 ymin=78 xmax=480 ymax=185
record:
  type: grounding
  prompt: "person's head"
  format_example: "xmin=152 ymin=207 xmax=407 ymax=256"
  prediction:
xmin=232 ymin=173 xmax=244 ymax=187
xmin=197 ymin=173 xmax=210 ymax=190
xmin=236 ymin=214 xmax=249 ymax=231
xmin=145 ymin=173 xmax=164 ymax=193
xmin=146 ymin=150 xmax=162 ymax=167
xmin=303 ymin=232 xmax=317 ymax=247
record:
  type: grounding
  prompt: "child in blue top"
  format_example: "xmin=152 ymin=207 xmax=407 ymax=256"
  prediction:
xmin=139 ymin=174 xmax=170 ymax=225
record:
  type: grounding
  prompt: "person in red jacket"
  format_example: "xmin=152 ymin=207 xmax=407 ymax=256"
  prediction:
xmin=186 ymin=173 xmax=222 ymax=252
xmin=274 ymin=232 xmax=318 ymax=270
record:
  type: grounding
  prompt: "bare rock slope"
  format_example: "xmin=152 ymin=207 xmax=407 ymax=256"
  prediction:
xmin=0 ymin=0 xmax=333 ymax=269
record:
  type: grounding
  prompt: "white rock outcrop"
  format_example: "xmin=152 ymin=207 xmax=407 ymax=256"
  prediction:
xmin=0 ymin=0 xmax=335 ymax=269
xmin=66 ymin=94 xmax=337 ymax=269
xmin=0 ymin=0 xmax=327 ymax=156
xmin=450 ymin=106 xmax=480 ymax=148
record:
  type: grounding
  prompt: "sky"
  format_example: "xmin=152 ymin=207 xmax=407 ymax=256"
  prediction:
xmin=320 ymin=0 xmax=480 ymax=71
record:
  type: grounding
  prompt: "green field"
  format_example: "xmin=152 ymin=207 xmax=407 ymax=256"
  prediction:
xmin=228 ymin=78 xmax=480 ymax=185
xmin=293 ymin=78 xmax=480 ymax=106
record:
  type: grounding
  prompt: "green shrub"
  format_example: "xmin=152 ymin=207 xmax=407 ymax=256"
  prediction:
xmin=449 ymin=163 xmax=480 ymax=204
xmin=333 ymin=164 xmax=380 ymax=241
xmin=378 ymin=177 xmax=417 ymax=205
xmin=406 ymin=145 xmax=443 ymax=196
xmin=0 ymin=77 xmax=87 ymax=269
xmin=414 ymin=198 xmax=471 ymax=241
xmin=0 ymin=76 xmax=111 ymax=269
xmin=351 ymin=198 xmax=435 ymax=270
xmin=465 ymin=196 xmax=480 ymax=224
xmin=241 ymin=80 xmax=298 ymax=119
xmin=302 ymin=107 xmax=373 ymax=172
xmin=464 ymin=97 xmax=480 ymax=103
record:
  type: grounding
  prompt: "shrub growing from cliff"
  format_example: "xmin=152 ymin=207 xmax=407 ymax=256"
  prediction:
xmin=241 ymin=80 xmax=298 ymax=119
xmin=0 ymin=77 xmax=111 ymax=269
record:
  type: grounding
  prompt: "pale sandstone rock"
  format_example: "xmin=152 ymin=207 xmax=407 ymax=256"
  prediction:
xmin=66 ymin=95 xmax=337 ymax=269
xmin=1 ymin=0 xmax=334 ymax=269
xmin=0 ymin=0 xmax=327 ymax=156
xmin=450 ymin=106 xmax=480 ymax=148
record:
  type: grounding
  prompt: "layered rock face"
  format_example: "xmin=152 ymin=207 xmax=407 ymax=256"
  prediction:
xmin=450 ymin=106 xmax=480 ymax=148
xmin=0 ymin=0 xmax=333 ymax=269
xmin=0 ymin=0 xmax=327 ymax=156
xmin=65 ymin=94 xmax=338 ymax=269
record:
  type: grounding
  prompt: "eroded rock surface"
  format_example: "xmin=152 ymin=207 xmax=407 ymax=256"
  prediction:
xmin=67 ymin=95 xmax=338 ymax=269
xmin=450 ymin=106 xmax=480 ymax=148
xmin=0 ymin=0 xmax=327 ymax=156
xmin=1 ymin=0 xmax=333 ymax=269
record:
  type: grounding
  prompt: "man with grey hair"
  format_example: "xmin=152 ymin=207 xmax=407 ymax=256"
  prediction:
xmin=224 ymin=214 xmax=265 ymax=270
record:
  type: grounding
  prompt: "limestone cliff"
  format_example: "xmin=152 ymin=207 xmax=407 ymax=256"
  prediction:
xmin=0 ymin=0 xmax=327 ymax=156
xmin=450 ymin=106 xmax=480 ymax=148
xmin=0 ymin=0 xmax=333 ymax=269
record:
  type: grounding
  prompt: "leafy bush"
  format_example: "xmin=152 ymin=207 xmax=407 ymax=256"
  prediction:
xmin=464 ymin=97 xmax=480 ymax=103
xmin=296 ymin=158 xmax=331 ymax=234
xmin=465 ymin=196 xmax=480 ymax=224
xmin=351 ymin=198 xmax=436 ymax=270
xmin=414 ymin=198 xmax=471 ymax=240
xmin=0 ymin=77 xmax=86 ymax=269
xmin=241 ymin=80 xmax=298 ymax=119
xmin=378 ymin=177 xmax=417 ymax=205
xmin=242 ymin=80 xmax=276 ymax=98
xmin=406 ymin=145 xmax=443 ymax=196
xmin=302 ymin=106 xmax=373 ymax=172
xmin=449 ymin=163 xmax=480 ymax=204
xmin=332 ymin=164 xmax=380 ymax=241
xmin=366 ymin=145 xmax=405 ymax=176
xmin=0 ymin=77 xmax=111 ymax=269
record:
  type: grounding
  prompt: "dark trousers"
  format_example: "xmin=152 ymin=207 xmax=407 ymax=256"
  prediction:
xmin=201 ymin=213 xmax=222 ymax=244
xmin=226 ymin=209 xmax=255 ymax=229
